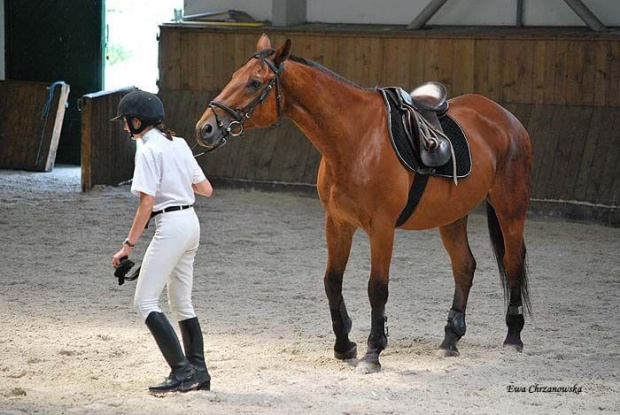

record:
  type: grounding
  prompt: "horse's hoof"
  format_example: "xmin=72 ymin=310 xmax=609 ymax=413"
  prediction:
xmin=355 ymin=358 xmax=381 ymax=374
xmin=334 ymin=342 xmax=357 ymax=360
xmin=503 ymin=342 xmax=524 ymax=353
xmin=437 ymin=347 xmax=460 ymax=358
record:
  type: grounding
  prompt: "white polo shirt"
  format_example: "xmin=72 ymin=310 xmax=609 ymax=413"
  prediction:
xmin=131 ymin=129 xmax=207 ymax=211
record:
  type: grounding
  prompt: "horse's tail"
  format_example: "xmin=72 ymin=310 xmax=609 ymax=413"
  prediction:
xmin=485 ymin=201 xmax=531 ymax=315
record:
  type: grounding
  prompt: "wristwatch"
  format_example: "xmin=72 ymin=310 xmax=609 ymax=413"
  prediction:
xmin=123 ymin=238 xmax=136 ymax=248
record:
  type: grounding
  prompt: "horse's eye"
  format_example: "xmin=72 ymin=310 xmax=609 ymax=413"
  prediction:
xmin=247 ymin=79 xmax=262 ymax=91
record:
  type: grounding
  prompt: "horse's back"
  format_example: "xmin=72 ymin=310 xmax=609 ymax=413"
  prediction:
xmin=448 ymin=94 xmax=531 ymax=163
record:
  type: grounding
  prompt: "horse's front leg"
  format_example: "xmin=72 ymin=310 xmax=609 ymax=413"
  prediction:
xmin=324 ymin=215 xmax=358 ymax=360
xmin=357 ymin=226 xmax=395 ymax=373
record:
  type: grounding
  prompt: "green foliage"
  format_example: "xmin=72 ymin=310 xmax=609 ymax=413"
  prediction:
xmin=106 ymin=44 xmax=132 ymax=65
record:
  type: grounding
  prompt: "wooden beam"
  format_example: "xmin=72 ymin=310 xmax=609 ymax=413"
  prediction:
xmin=516 ymin=0 xmax=524 ymax=27
xmin=407 ymin=0 xmax=450 ymax=30
xmin=41 ymin=83 xmax=70 ymax=171
xmin=563 ymin=0 xmax=606 ymax=32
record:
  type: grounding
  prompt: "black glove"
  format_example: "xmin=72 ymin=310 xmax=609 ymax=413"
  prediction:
xmin=114 ymin=256 xmax=135 ymax=286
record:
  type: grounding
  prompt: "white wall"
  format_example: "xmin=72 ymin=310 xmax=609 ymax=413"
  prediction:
xmin=308 ymin=0 xmax=620 ymax=26
xmin=0 ymin=0 xmax=5 ymax=80
xmin=186 ymin=0 xmax=620 ymax=26
xmin=184 ymin=0 xmax=272 ymax=21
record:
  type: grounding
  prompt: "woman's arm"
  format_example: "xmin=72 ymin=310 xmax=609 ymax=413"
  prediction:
xmin=111 ymin=192 xmax=154 ymax=267
xmin=127 ymin=192 xmax=155 ymax=243
xmin=192 ymin=179 xmax=213 ymax=197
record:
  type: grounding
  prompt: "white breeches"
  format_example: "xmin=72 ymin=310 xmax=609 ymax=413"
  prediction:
xmin=134 ymin=208 xmax=200 ymax=322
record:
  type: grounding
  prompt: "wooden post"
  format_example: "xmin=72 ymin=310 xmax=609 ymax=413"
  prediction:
xmin=40 ymin=83 xmax=70 ymax=171
xmin=80 ymin=95 xmax=93 ymax=192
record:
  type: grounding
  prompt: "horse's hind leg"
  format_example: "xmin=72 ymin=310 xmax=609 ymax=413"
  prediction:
xmin=487 ymin=130 xmax=532 ymax=352
xmin=324 ymin=215 xmax=357 ymax=360
xmin=437 ymin=216 xmax=477 ymax=357
xmin=487 ymin=200 xmax=530 ymax=352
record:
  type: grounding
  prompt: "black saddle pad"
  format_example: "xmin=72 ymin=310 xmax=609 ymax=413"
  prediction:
xmin=380 ymin=87 xmax=471 ymax=179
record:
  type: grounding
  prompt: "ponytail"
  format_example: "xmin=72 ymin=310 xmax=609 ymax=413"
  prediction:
xmin=156 ymin=123 xmax=175 ymax=141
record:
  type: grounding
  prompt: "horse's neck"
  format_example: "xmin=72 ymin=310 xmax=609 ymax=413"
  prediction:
xmin=282 ymin=62 xmax=380 ymax=165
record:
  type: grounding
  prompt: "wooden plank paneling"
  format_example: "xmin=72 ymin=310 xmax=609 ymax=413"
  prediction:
xmin=596 ymin=112 xmax=620 ymax=205
xmin=160 ymin=30 xmax=182 ymax=90
xmin=525 ymin=105 xmax=551 ymax=193
xmin=422 ymin=38 xmax=439 ymax=83
xmin=473 ymin=39 xmax=502 ymax=102
xmin=561 ymin=107 xmax=593 ymax=201
xmin=585 ymin=109 xmax=616 ymax=203
xmin=451 ymin=39 xmax=475 ymax=97
xmin=408 ymin=38 xmax=426 ymax=90
xmin=532 ymin=106 xmax=566 ymax=199
xmin=382 ymin=38 xmax=406 ymax=87
xmin=81 ymin=87 xmax=136 ymax=191
xmin=553 ymin=41 xmax=569 ymax=106
xmin=609 ymin=41 xmax=620 ymax=108
xmin=367 ymin=37 xmax=383 ymax=88
xmin=546 ymin=106 xmax=582 ymax=200
xmin=254 ymin=129 xmax=282 ymax=182
xmin=0 ymin=80 xmax=69 ymax=171
xmin=574 ymin=110 xmax=604 ymax=201
xmin=502 ymin=40 xmax=533 ymax=103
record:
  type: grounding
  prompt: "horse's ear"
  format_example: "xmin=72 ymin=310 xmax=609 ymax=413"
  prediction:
xmin=257 ymin=33 xmax=272 ymax=52
xmin=274 ymin=39 xmax=292 ymax=67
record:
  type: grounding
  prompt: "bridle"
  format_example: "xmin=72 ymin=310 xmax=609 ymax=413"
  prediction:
xmin=205 ymin=48 xmax=284 ymax=151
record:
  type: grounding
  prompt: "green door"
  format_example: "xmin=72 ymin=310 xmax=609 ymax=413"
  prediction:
xmin=5 ymin=0 xmax=105 ymax=164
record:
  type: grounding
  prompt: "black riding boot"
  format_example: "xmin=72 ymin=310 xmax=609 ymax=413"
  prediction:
xmin=179 ymin=317 xmax=211 ymax=391
xmin=145 ymin=312 xmax=199 ymax=393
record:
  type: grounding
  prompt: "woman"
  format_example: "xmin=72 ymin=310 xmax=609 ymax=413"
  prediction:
xmin=110 ymin=90 xmax=213 ymax=393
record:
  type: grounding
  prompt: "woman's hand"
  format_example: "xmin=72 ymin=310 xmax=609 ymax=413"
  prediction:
xmin=111 ymin=192 xmax=152 ymax=268
xmin=111 ymin=245 xmax=132 ymax=268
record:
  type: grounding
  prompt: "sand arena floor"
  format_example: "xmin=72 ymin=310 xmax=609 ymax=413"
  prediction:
xmin=0 ymin=166 xmax=618 ymax=414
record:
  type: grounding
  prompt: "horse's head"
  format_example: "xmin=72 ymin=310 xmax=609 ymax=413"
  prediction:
xmin=195 ymin=34 xmax=292 ymax=149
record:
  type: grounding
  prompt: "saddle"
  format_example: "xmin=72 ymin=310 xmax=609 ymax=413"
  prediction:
xmin=396 ymin=82 xmax=454 ymax=172
xmin=379 ymin=84 xmax=472 ymax=227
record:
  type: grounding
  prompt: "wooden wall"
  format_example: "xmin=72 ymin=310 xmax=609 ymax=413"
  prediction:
xmin=158 ymin=25 xmax=620 ymax=207
xmin=0 ymin=80 xmax=70 ymax=171
xmin=81 ymin=87 xmax=136 ymax=191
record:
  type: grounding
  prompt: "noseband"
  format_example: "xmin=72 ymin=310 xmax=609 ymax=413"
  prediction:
xmin=208 ymin=48 xmax=284 ymax=145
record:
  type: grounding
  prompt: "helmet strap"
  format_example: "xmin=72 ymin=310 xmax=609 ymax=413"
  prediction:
xmin=127 ymin=116 xmax=155 ymax=137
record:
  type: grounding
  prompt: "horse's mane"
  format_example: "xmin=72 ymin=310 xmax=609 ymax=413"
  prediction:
xmin=288 ymin=55 xmax=368 ymax=91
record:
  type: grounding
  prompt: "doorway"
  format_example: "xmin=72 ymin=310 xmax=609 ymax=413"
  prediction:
xmin=105 ymin=0 xmax=183 ymax=93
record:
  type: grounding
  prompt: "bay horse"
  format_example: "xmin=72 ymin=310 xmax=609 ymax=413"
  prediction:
xmin=196 ymin=34 xmax=532 ymax=373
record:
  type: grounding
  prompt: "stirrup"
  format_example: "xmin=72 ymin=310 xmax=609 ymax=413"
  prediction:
xmin=412 ymin=111 xmax=457 ymax=183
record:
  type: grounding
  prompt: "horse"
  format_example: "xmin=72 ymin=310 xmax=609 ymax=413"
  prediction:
xmin=195 ymin=34 xmax=532 ymax=373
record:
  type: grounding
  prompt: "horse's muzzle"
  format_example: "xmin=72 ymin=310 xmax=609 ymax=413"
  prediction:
xmin=195 ymin=120 xmax=221 ymax=148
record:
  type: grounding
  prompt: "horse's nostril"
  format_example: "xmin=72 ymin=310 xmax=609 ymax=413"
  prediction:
xmin=201 ymin=123 xmax=215 ymax=140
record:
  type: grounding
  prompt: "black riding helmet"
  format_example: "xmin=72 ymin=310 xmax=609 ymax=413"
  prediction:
xmin=111 ymin=90 xmax=165 ymax=137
